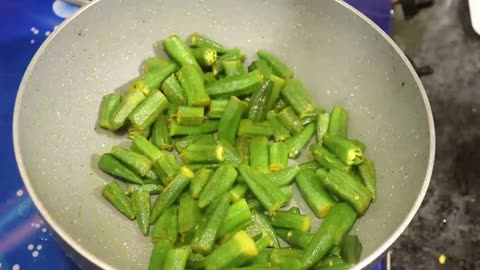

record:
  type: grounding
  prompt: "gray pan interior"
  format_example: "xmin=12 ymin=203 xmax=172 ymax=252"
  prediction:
xmin=13 ymin=0 xmax=435 ymax=269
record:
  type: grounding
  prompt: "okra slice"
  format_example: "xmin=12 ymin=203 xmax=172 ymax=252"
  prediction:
xmin=323 ymin=133 xmax=364 ymax=165
xmin=295 ymin=169 xmax=336 ymax=218
xmin=236 ymin=136 xmax=250 ymax=164
xmin=110 ymin=146 xmax=152 ymax=177
xmin=287 ymin=122 xmax=316 ymax=159
xmin=269 ymin=142 xmax=289 ymax=171
xmin=310 ymin=144 xmax=351 ymax=172
xmin=98 ymin=153 xmax=143 ymax=184
xmin=276 ymin=229 xmax=313 ymax=249
xmin=148 ymin=239 xmax=172 ymax=270
xmin=206 ymin=70 xmax=263 ymax=97
xmin=212 ymin=48 xmax=246 ymax=75
xmin=237 ymin=119 xmax=274 ymax=137
xmin=266 ymin=75 xmax=285 ymax=111
xmin=267 ymin=110 xmax=291 ymax=142
xmin=248 ymin=59 xmax=273 ymax=79
xmin=131 ymin=189 xmax=151 ymax=236
xmin=190 ymin=33 xmax=230 ymax=54
xmin=316 ymin=112 xmax=330 ymax=145
xmin=192 ymin=47 xmax=217 ymax=68
xmin=178 ymin=194 xmax=201 ymax=235
xmin=177 ymin=64 xmax=211 ymax=107
xmin=129 ymin=90 xmax=169 ymax=131
xmin=151 ymin=206 xmax=178 ymax=244
xmin=257 ymin=49 xmax=293 ymax=79
xmin=204 ymin=231 xmax=258 ymax=270
xmin=328 ymin=106 xmax=349 ymax=138
xmin=170 ymin=120 xmax=219 ymax=136
xmin=229 ymin=183 xmax=249 ymax=203
xmin=208 ymin=99 xmax=229 ymax=119
xmin=281 ymin=78 xmax=318 ymax=119
xmin=247 ymin=79 xmax=273 ymax=122
xmin=223 ymin=60 xmax=247 ymax=77
xmin=218 ymin=96 xmax=248 ymax=145
xmin=150 ymin=113 xmax=173 ymax=151
xmin=110 ymin=88 xmax=145 ymax=130
xmin=132 ymin=62 xmax=178 ymax=96
xmin=249 ymin=136 xmax=269 ymax=172
xmin=98 ymin=93 xmax=122 ymax=130
xmin=181 ymin=144 xmax=224 ymax=164
xmin=277 ymin=106 xmax=304 ymax=134
xmin=161 ymin=73 xmax=187 ymax=106
xmin=101 ymin=181 xmax=135 ymax=220
xmin=143 ymin=57 xmax=174 ymax=73
xmin=217 ymin=198 xmax=252 ymax=238
xmin=153 ymin=152 xmax=180 ymax=185
xmin=270 ymin=210 xmax=311 ymax=232
xmin=163 ymin=246 xmax=191 ymax=270
xmin=266 ymin=165 xmax=300 ymax=186
xmin=199 ymin=165 xmax=237 ymax=208
xmin=358 ymin=159 xmax=377 ymax=201
xmin=163 ymin=35 xmax=201 ymax=69
xmin=340 ymin=235 xmax=363 ymax=264
xmin=131 ymin=136 xmax=162 ymax=162
xmin=176 ymin=106 xmax=204 ymax=126
xmin=190 ymin=168 xmax=214 ymax=199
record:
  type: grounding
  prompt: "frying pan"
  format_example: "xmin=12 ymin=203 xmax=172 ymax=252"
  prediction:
xmin=13 ymin=0 xmax=435 ymax=269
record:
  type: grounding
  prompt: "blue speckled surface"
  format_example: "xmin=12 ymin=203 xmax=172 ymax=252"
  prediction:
xmin=0 ymin=1 xmax=389 ymax=269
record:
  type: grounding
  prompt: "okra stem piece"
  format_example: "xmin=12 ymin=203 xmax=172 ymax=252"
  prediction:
xmin=163 ymin=35 xmax=201 ymax=69
xmin=295 ymin=169 xmax=336 ymax=218
xmin=150 ymin=113 xmax=173 ymax=150
xmin=276 ymin=229 xmax=313 ymax=249
xmin=236 ymin=136 xmax=250 ymax=164
xmin=151 ymin=206 xmax=178 ymax=244
xmin=249 ymin=136 xmax=269 ymax=172
xmin=325 ymin=169 xmax=372 ymax=214
xmin=212 ymin=48 xmax=246 ymax=75
xmin=181 ymin=144 xmax=224 ymax=164
xmin=161 ymin=73 xmax=187 ymax=105
xmin=148 ymin=239 xmax=172 ymax=270
xmin=218 ymin=96 xmax=248 ymax=145
xmin=131 ymin=136 xmax=162 ymax=162
xmin=340 ymin=235 xmax=363 ymax=264
xmin=301 ymin=203 xmax=357 ymax=269
xmin=223 ymin=60 xmax=247 ymax=77
xmin=281 ymin=79 xmax=318 ymax=119
xmin=278 ymin=107 xmax=304 ymax=134
xmin=98 ymin=93 xmax=122 ymax=130
xmin=323 ymin=133 xmax=364 ymax=165
xmin=191 ymin=194 xmax=231 ymax=254
xmin=192 ymin=47 xmax=218 ymax=68
xmin=176 ymin=106 xmax=205 ymax=126
xmin=271 ymin=210 xmax=311 ymax=232
xmin=217 ymin=198 xmax=252 ymax=238
xmin=190 ymin=33 xmax=230 ymax=54
xmin=178 ymin=64 xmax=211 ymax=107
xmin=178 ymin=194 xmax=201 ymax=234
xmin=132 ymin=62 xmax=178 ymax=96
xmin=131 ymin=189 xmax=151 ymax=236
xmin=126 ymin=183 xmax=163 ymax=196
xmin=98 ymin=153 xmax=143 ymax=184
xmin=163 ymin=247 xmax=191 ymax=270
xmin=208 ymin=99 xmax=229 ymax=119
xmin=266 ymin=165 xmax=300 ymax=186
xmin=204 ymin=230 xmax=258 ymax=270
xmin=237 ymin=120 xmax=274 ymax=137
xmin=143 ymin=57 xmax=174 ymax=73
xmin=358 ymin=159 xmax=377 ymax=201
xmin=257 ymin=49 xmax=293 ymax=79
xmin=206 ymin=70 xmax=263 ymax=97
xmin=101 ymin=181 xmax=135 ymax=219
xmin=269 ymin=142 xmax=289 ymax=171
xmin=111 ymin=146 xmax=152 ymax=177
xmin=328 ymin=106 xmax=349 ymax=138
xmin=248 ymin=59 xmax=273 ymax=79
xmin=199 ymin=165 xmax=237 ymax=208
xmin=267 ymin=110 xmax=291 ymax=142
xmin=150 ymin=167 xmax=194 ymax=224
xmin=266 ymin=75 xmax=286 ymax=111
xmin=238 ymin=164 xmax=288 ymax=213
xmin=229 ymin=183 xmax=249 ymax=202
xmin=110 ymin=89 xmax=145 ymax=130
xmin=316 ymin=112 xmax=330 ymax=145
xmin=310 ymin=144 xmax=352 ymax=172
xmin=170 ymin=120 xmax=219 ymax=136
xmin=287 ymin=123 xmax=316 ymax=159
xmin=190 ymin=168 xmax=214 ymax=199
xmin=129 ymin=90 xmax=169 ymax=130
xmin=248 ymin=80 xmax=273 ymax=122
xmin=153 ymin=152 xmax=180 ymax=185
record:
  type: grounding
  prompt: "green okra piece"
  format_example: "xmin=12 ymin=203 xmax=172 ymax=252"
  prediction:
xmin=161 ymin=73 xmax=187 ymax=105
xmin=101 ymin=181 xmax=135 ymax=219
xmin=170 ymin=120 xmax=219 ymax=136
xmin=148 ymin=239 xmax=172 ymax=270
xmin=358 ymin=158 xmax=376 ymax=201
xmin=110 ymin=88 xmax=145 ymax=130
xmin=247 ymin=79 xmax=273 ymax=122
xmin=174 ymin=134 xmax=215 ymax=153
xmin=204 ymin=230 xmax=258 ymax=270
xmin=316 ymin=256 xmax=347 ymax=269
xmin=111 ymin=146 xmax=152 ymax=177
xmin=143 ymin=57 xmax=175 ymax=73
xmin=310 ymin=144 xmax=351 ymax=172
xmin=247 ymin=199 xmax=263 ymax=213
xmin=270 ymin=210 xmax=311 ymax=232
xmin=254 ymin=232 xmax=275 ymax=252
xmin=131 ymin=136 xmax=162 ymax=162
xmin=350 ymin=138 xmax=366 ymax=152
xmin=127 ymin=126 xmax=150 ymax=140
xmin=238 ymin=164 xmax=288 ymax=213
xmin=299 ymin=161 xmax=320 ymax=171
xmin=199 ymin=165 xmax=237 ymax=208
xmin=280 ymin=185 xmax=294 ymax=205
xmin=132 ymin=62 xmax=178 ymax=96
xmin=257 ymin=49 xmax=293 ymax=79
xmin=150 ymin=167 xmax=194 ymax=224
xmin=153 ymin=152 xmax=180 ymax=185
xmin=129 ymin=90 xmax=169 ymax=130
xmin=281 ymin=78 xmax=318 ymax=119
xmin=316 ymin=112 xmax=330 ymax=145
xmin=219 ymin=141 xmax=242 ymax=167
xmin=186 ymin=163 xmax=220 ymax=171
xmin=131 ymin=189 xmax=151 ymax=236
xmin=192 ymin=47 xmax=218 ymax=68
xmin=178 ymin=194 xmax=201 ymax=234
xmin=295 ymin=169 xmax=336 ymax=218
xmin=218 ymin=96 xmax=248 ymax=145
xmin=163 ymin=35 xmax=201 ymax=69
xmin=328 ymin=106 xmax=349 ymax=138
xmin=212 ymin=48 xmax=246 ymax=75
xmin=167 ymin=103 xmax=178 ymax=119
xmin=270 ymin=248 xmax=303 ymax=268
xmin=248 ymin=249 xmax=272 ymax=265
xmin=276 ymin=229 xmax=313 ymax=249
xmin=191 ymin=194 xmax=231 ymax=254
xmin=244 ymin=212 xmax=279 ymax=247
xmin=98 ymin=153 xmax=143 ymax=184
xmin=163 ymin=247 xmax=191 ymax=270
xmin=190 ymin=33 xmax=230 ymax=54
xmin=248 ymin=59 xmax=273 ymax=79
xmin=287 ymin=122 xmax=316 ymax=159
xmin=187 ymin=253 xmax=206 ymax=269
xmin=217 ymin=198 xmax=252 ymax=238
xmin=126 ymin=183 xmax=163 ymax=196
xmin=229 ymin=183 xmax=249 ymax=202
xmin=325 ymin=169 xmax=372 ymax=214
xmin=236 ymin=136 xmax=250 ymax=164
xmin=277 ymin=107 xmax=304 ymax=134
xmin=190 ymin=168 xmax=214 ymax=199
xmin=204 ymin=72 xmax=217 ymax=84
xmin=341 ymin=235 xmax=363 ymax=264
xmin=267 ymin=110 xmax=291 ymax=142
xmin=176 ymin=106 xmax=205 ymax=126
xmin=144 ymin=169 xmax=160 ymax=182
xmin=266 ymin=165 xmax=300 ymax=186
xmin=273 ymin=98 xmax=288 ymax=113
xmin=223 ymin=60 xmax=247 ymax=77
xmin=181 ymin=144 xmax=224 ymax=164
xmin=328 ymin=246 xmax=342 ymax=258
xmin=177 ymin=64 xmax=211 ymax=107
xmin=237 ymin=119 xmax=274 ymax=137
xmin=266 ymin=75 xmax=285 ymax=111
xmin=208 ymin=99 xmax=229 ymax=119
xmin=230 ymin=265 xmax=278 ymax=270
xmin=98 ymin=93 xmax=122 ymax=130
xmin=249 ymin=136 xmax=269 ymax=172
xmin=150 ymin=113 xmax=173 ymax=151
xmin=323 ymin=133 xmax=364 ymax=165
xmin=269 ymin=142 xmax=289 ymax=171
xmin=302 ymin=114 xmax=318 ymax=126
xmin=301 ymin=203 xmax=357 ymax=269
xmin=206 ymin=70 xmax=263 ymax=97
xmin=151 ymin=206 xmax=178 ymax=244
